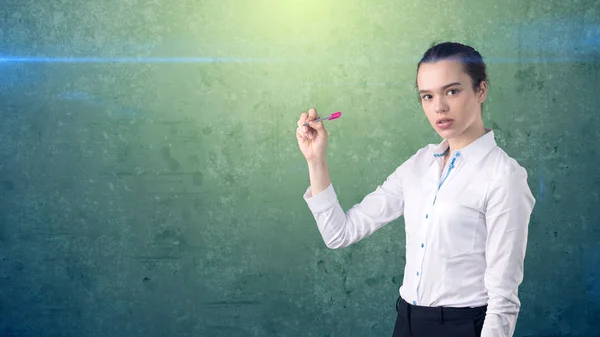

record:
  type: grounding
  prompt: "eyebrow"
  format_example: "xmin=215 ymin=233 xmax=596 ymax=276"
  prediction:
xmin=418 ymin=82 xmax=462 ymax=94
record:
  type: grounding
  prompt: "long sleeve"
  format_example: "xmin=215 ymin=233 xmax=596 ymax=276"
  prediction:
xmin=481 ymin=166 xmax=536 ymax=337
xmin=303 ymin=165 xmax=405 ymax=249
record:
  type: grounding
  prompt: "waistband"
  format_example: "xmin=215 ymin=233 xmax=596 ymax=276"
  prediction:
xmin=396 ymin=296 xmax=487 ymax=322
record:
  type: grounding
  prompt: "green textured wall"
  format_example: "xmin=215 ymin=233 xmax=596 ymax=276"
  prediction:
xmin=1 ymin=1 xmax=599 ymax=336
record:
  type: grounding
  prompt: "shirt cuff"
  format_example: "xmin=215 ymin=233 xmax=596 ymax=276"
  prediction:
xmin=303 ymin=183 xmax=338 ymax=213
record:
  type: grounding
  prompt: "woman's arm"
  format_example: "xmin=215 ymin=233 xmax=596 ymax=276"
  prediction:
xmin=303 ymin=164 xmax=406 ymax=249
xmin=308 ymin=159 xmax=331 ymax=196
xmin=481 ymin=166 xmax=536 ymax=337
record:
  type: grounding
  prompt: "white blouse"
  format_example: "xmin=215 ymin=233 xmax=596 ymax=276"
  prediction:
xmin=303 ymin=129 xmax=536 ymax=337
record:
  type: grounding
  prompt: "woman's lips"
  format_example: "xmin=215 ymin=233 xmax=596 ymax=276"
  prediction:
xmin=437 ymin=118 xmax=454 ymax=130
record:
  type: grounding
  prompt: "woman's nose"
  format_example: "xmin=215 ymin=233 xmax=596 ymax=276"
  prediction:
xmin=434 ymin=97 xmax=449 ymax=113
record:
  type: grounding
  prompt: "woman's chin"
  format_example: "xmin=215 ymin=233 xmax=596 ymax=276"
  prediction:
xmin=435 ymin=128 xmax=456 ymax=139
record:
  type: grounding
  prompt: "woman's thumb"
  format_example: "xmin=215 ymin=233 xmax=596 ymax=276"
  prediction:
xmin=310 ymin=120 xmax=327 ymax=134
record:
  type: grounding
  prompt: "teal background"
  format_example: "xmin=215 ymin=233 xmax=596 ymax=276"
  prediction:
xmin=1 ymin=0 xmax=599 ymax=336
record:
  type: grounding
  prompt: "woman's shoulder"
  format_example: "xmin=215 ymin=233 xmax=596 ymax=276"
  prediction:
xmin=402 ymin=143 xmax=438 ymax=166
xmin=485 ymin=146 xmax=530 ymax=181
xmin=393 ymin=143 xmax=438 ymax=176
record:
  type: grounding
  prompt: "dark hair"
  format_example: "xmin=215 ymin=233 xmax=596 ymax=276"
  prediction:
xmin=416 ymin=41 xmax=489 ymax=92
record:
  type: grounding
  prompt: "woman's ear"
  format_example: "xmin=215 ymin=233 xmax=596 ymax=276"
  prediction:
xmin=478 ymin=81 xmax=487 ymax=103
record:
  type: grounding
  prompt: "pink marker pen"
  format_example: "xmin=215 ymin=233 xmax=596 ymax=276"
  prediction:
xmin=303 ymin=111 xmax=342 ymax=127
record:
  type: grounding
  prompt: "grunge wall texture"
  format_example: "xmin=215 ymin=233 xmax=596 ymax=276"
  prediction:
xmin=1 ymin=1 xmax=599 ymax=336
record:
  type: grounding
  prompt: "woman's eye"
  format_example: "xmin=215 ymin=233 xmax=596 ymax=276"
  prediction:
xmin=447 ymin=89 xmax=459 ymax=95
xmin=422 ymin=94 xmax=432 ymax=100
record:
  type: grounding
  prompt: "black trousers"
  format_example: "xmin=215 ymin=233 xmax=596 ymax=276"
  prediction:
xmin=392 ymin=296 xmax=487 ymax=337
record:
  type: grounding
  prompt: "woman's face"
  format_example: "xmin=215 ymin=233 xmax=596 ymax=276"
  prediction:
xmin=416 ymin=59 xmax=486 ymax=141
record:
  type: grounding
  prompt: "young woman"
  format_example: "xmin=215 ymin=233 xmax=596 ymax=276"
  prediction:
xmin=295 ymin=42 xmax=535 ymax=337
